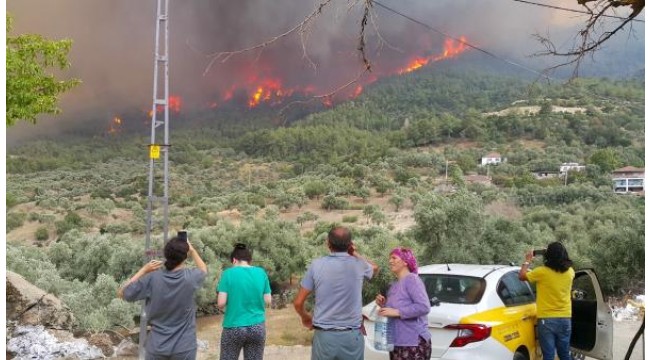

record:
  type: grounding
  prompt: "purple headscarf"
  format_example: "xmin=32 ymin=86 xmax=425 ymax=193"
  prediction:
xmin=390 ymin=247 xmax=419 ymax=274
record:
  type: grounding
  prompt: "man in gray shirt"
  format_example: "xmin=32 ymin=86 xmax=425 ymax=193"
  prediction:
xmin=294 ymin=226 xmax=379 ymax=360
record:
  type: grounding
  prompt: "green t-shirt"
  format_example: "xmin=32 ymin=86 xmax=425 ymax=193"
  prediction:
xmin=217 ymin=266 xmax=271 ymax=328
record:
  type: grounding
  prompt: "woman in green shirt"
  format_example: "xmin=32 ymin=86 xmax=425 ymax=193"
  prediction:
xmin=217 ymin=244 xmax=272 ymax=360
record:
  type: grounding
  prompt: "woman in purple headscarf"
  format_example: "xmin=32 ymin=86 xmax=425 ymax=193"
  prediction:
xmin=375 ymin=247 xmax=432 ymax=360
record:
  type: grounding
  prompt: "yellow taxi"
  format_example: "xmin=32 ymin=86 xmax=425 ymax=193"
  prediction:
xmin=363 ymin=264 xmax=613 ymax=360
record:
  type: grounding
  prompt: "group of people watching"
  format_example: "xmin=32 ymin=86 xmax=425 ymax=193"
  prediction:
xmin=118 ymin=227 xmax=574 ymax=360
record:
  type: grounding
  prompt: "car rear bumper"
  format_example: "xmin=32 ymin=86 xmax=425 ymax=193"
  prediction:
xmin=364 ymin=336 xmax=515 ymax=360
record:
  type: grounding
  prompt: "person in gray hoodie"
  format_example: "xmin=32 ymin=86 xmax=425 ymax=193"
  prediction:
xmin=118 ymin=236 xmax=208 ymax=360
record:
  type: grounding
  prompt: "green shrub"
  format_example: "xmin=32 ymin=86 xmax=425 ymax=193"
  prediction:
xmin=35 ymin=227 xmax=49 ymax=241
xmin=87 ymin=198 xmax=115 ymax=216
xmin=64 ymin=211 xmax=83 ymax=226
xmin=304 ymin=180 xmax=327 ymax=199
xmin=90 ymin=187 xmax=113 ymax=199
xmin=55 ymin=220 xmax=74 ymax=236
xmin=7 ymin=212 xmax=26 ymax=232
xmin=321 ymin=195 xmax=349 ymax=210
xmin=28 ymin=212 xmax=41 ymax=222
xmin=7 ymin=192 xmax=20 ymax=208
xmin=104 ymin=223 xmax=132 ymax=234
xmin=342 ymin=215 xmax=358 ymax=223
xmin=296 ymin=212 xmax=319 ymax=226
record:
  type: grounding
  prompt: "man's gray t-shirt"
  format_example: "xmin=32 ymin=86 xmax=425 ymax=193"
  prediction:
xmin=300 ymin=252 xmax=373 ymax=329
xmin=123 ymin=268 xmax=206 ymax=355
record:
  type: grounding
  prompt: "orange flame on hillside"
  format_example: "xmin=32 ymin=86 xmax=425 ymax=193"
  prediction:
xmin=245 ymin=78 xmax=299 ymax=108
xmin=147 ymin=95 xmax=183 ymax=117
xmin=399 ymin=36 xmax=469 ymax=74
xmin=352 ymin=85 xmax=363 ymax=98
xmin=107 ymin=116 xmax=123 ymax=134
xmin=204 ymin=37 xmax=470 ymax=109
xmin=168 ymin=95 xmax=182 ymax=112
xmin=322 ymin=97 xmax=333 ymax=107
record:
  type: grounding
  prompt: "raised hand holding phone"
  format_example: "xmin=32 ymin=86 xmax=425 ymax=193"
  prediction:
xmin=347 ymin=241 xmax=356 ymax=256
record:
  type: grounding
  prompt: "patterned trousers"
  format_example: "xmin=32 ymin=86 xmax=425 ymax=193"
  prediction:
xmin=389 ymin=336 xmax=432 ymax=360
xmin=220 ymin=323 xmax=266 ymax=360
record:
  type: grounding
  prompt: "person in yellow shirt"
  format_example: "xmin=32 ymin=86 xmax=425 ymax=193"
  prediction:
xmin=519 ymin=242 xmax=575 ymax=360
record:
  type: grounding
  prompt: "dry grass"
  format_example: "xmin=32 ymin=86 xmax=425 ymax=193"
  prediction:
xmin=195 ymin=307 xmax=313 ymax=358
xmin=484 ymin=199 xmax=522 ymax=220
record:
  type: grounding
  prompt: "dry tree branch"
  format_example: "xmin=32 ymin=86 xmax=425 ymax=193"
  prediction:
xmin=278 ymin=67 xmax=371 ymax=124
xmin=299 ymin=17 xmax=318 ymax=71
xmin=358 ymin=0 xmax=373 ymax=72
xmin=199 ymin=0 xmax=337 ymax=76
xmin=196 ymin=0 xmax=378 ymax=104
xmin=313 ymin=67 xmax=370 ymax=99
xmin=367 ymin=0 xmax=403 ymax=55
xmin=535 ymin=0 xmax=643 ymax=76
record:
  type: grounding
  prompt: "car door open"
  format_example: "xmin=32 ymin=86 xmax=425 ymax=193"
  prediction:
xmin=570 ymin=269 xmax=613 ymax=360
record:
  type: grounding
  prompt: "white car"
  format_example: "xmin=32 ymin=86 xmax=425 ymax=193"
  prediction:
xmin=363 ymin=264 xmax=613 ymax=360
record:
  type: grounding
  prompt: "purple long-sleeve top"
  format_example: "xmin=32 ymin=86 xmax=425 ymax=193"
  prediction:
xmin=385 ymin=272 xmax=431 ymax=346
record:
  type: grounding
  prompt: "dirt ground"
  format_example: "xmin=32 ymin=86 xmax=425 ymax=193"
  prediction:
xmin=592 ymin=320 xmax=644 ymax=360
xmin=192 ymin=316 xmax=645 ymax=360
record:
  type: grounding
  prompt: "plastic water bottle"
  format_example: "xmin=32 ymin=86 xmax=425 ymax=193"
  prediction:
xmin=373 ymin=307 xmax=394 ymax=352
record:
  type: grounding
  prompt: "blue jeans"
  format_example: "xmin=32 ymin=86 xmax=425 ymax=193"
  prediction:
xmin=537 ymin=318 xmax=572 ymax=360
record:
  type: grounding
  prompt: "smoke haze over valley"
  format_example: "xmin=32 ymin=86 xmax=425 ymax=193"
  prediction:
xmin=6 ymin=0 xmax=644 ymax=143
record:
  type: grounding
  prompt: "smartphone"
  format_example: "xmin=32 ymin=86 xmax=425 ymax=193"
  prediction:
xmin=178 ymin=230 xmax=188 ymax=242
xmin=533 ymin=249 xmax=546 ymax=257
xmin=347 ymin=242 xmax=355 ymax=256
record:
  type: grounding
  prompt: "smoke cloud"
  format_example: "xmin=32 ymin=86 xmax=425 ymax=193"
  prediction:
xmin=6 ymin=0 xmax=644 ymax=143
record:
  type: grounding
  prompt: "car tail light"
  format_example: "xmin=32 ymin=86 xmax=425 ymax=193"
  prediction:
xmin=444 ymin=324 xmax=492 ymax=347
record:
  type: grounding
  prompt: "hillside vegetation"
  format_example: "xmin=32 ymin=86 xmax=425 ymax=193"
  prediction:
xmin=6 ymin=67 xmax=644 ymax=333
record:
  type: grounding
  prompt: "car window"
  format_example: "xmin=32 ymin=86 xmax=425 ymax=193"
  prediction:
xmin=572 ymin=272 xmax=596 ymax=301
xmin=419 ymin=274 xmax=485 ymax=304
xmin=497 ymin=271 xmax=535 ymax=306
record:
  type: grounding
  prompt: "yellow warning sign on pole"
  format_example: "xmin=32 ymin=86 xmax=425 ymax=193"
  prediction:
xmin=149 ymin=145 xmax=161 ymax=159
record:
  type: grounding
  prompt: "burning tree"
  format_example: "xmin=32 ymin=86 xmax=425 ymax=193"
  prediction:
xmin=6 ymin=14 xmax=80 ymax=126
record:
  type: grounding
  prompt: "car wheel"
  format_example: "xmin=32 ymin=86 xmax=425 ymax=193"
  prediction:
xmin=513 ymin=351 xmax=528 ymax=360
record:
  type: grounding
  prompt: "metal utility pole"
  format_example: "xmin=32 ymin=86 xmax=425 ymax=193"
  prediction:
xmin=564 ymin=171 xmax=568 ymax=186
xmin=139 ymin=0 xmax=170 ymax=358
xmin=445 ymin=160 xmax=448 ymax=184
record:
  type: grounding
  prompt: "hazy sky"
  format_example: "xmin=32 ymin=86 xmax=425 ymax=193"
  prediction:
xmin=6 ymin=0 xmax=645 ymax=141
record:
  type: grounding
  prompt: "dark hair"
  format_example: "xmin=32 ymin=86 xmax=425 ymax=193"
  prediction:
xmin=327 ymin=227 xmax=352 ymax=252
xmin=230 ymin=243 xmax=252 ymax=263
xmin=544 ymin=241 xmax=573 ymax=273
xmin=164 ymin=237 xmax=189 ymax=271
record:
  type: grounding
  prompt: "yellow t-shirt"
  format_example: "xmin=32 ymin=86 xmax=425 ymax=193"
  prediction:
xmin=527 ymin=266 xmax=575 ymax=318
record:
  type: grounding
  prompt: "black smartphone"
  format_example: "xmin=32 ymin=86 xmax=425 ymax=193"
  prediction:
xmin=178 ymin=230 xmax=188 ymax=242
xmin=533 ymin=249 xmax=546 ymax=257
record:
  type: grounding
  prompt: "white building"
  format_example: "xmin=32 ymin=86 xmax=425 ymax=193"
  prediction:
xmin=559 ymin=162 xmax=586 ymax=175
xmin=481 ymin=152 xmax=503 ymax=166
xmin=612 ymin=166 xmax=644 ymax=194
